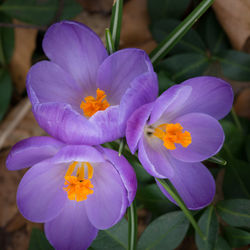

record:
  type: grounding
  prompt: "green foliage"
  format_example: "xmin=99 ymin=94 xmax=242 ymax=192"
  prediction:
xmin=195 ymin=206 xmax=219 ymax=250
xmin=136 ymin=183 xmax=177 ymax=215
xmin=0 ymin=0 xmax=81 ymax=26
xmin=91 ymin=219 xmax=128 ymax=249
xmin=29 ymin=228 xmax=53 ymax=250
xmin=137 ymin=211 xmax=189 ymax=250
xmin=0 ymin=12 xmax=14 ymax=65
xmin=223 ymin=226 xmax=250 ymax=248
xmin=214 ymin=236 xmax=231 ymax=250
xmin=148 ymin=0 xmax=190 ymax=23
xmin=0 ymin=69 xmax=12 ymax=120
xmin=217 ymin=199 xmax=250 ymax=228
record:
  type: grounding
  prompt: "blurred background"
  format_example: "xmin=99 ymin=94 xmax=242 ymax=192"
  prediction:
xmin=0 ymin=0 xmax=249 ymax=249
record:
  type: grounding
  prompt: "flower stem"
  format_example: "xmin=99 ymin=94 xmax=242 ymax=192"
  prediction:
xmin=156 ymin=178 xmax=206 ymax=241
xmin=105 ymin=28 xmax=115 ymax=54
xmin=150 ymin=0 xmax=214 ymax=65
xmin=128 ymin=200 xmax=137 ymax=250
xmin=231 ymin=107 xmax=243 ymax=132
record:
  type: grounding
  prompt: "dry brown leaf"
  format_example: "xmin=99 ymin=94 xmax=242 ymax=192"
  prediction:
xmin=9 ymin=20 xmax=38 ymax=94
xmin=77 ymin=0 xmax=113 ymax=13
xmin=213 ymin=0 xmax=250 ymax=51
xmin=74 ymin=11 xmax=110 ymax=43
xmin=120 ymin=0 xmax=157 ymax=54
xmin=234 ymin=88 xmax=250 ymax=119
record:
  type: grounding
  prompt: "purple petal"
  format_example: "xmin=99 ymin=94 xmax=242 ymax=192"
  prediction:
xmin=149 ymin=85 xmax=192 ymax=124
xmin=99 ymin=147 xmax=137 ymax=206
xmin=85 ymin=162 xmax=127 ymax=229
xmin=51 ymin=145 xmax=105 ymax=164
xmin=97 ymin=48 xmax=154 ymax=105
xmin=156 ymin=160 xmax=215 ymax=210
xmin=119 ymin=72 xmax=158 ymax=133
xmin=43 ymin=21 xmax=108 ymax=94
xmin=17 ymin=161 xmax=67 ymax=222
xmin=45 ymin=201 xmax=98 ymax=250
xmin=89 ymin=105 xmax=123 ymax=142
xmin=26 ymin=61 xmax=83 ymax=113
xmin=126 ymin=103 xmax=154 ymax=154
xmin=170 ymin=113 xmax=224 ymax=162
xmin=138 ymin=136 xmax=175 ymax=178
xmin=6 ymin=136 xmax=64 ymax=171
xmin=32 ymin=102 xmax=106 ymax=145
xmin=178 ymin=76 xmax=233 ymax=120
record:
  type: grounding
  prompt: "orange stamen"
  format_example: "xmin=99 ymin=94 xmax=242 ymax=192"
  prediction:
xmin=80 ymin=88 xmax=110 ymax=117
xmin=63 ymin=162 xmax=94 ymax=202
xmin=153 ymin=123 xmax=192 ymax=150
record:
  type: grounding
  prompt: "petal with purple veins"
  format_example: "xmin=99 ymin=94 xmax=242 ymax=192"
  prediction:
xmin=17 ymin=161 xmax=67 ymax=222
xmin=97 ymin=48 xmax=154 ymax=105
xmin=6 ymin=136 xmax=64 ymax=171
xmin=45 ymin=201 xmax=98 ymax=250
xmin=170 ymin=112 xmax=225 ymax=162
xmin=43 ymin=21 xmax=108 ymax=94
xmin=156 ymin=160 xmax=215 ymax=210
xmin=85 ymin=162 xmax=127 ymax=229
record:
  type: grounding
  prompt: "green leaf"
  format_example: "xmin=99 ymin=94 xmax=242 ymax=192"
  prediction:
xmin=198 ymin=11 xmax=230 ymax=54
xmin=157 ymin=70 xmax=175 ymax=94
xmin=0 ymin=12 xmax=14 ymax=65
xmin=148 ymin=0 xmax=190 ymax=23
xmin=223 ymin=226 xmax=250 ymax=248
xmin=149 ymin=0 xmax=214 ymax=65
xmin=105 ymin=28 xmax=115 ymax=55
xmin=152 ymin=19 xmax=206 ymax=55
xmin=136 ymin=183 xmax=177 ymax=215
xmin=214 ymin=236 xmax=231 ymax=250
xmin=223 ymin=159 xmax=250 ymax=199
xmin=110 ymin=0 xmax=123 ymax=51
xmin=246 ymin=135 xmax=250 ymax=162
xmin=159 ymin=53 xmax=209 ymax=82
xmin=207 ymin=155 xmax=227 ymax=166
xmin=60 ymin=0 xmax=81 ymax=21
xmin=217 ymin=199 xmax=250 ymax=228
xmin=137 ymin=211 xmax=189 ymax=250
xmin=195 ymin=206 xmax=219 ymax=250
xmin=0 ymin=0 xmax=57 ymax=25
xmin=127 ymin=201 xmax=137 ymax=250
xmin=216 ymin=50 xmax=250 ymax=81
xmin=28 ymin=228 xmax=53 ymax=250
xmin=0 ymin=69 xmax=12 ymax=120
xmin=220 ymin=120 xmax=244 ymax=157
xmin=91 ymin=218 xmax=128 ymax=249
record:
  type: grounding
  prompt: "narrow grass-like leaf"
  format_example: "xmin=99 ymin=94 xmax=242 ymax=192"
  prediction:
xmin=207 ymin=155 xmax=227 ymax=166
xmin=217 ymin=199 xmax=250 ymax=228
xmin=128 ymin=201 xmax=137 ymax=250
xmin=105 ymin=28 xmax=115 ymax=55
xmin=156 ymin=179 xmax=206 ymax=241
xmin=110 ymin=0 xmax=123 ymax=51
xmin=150 ymin=0 xmax=214 ymax=65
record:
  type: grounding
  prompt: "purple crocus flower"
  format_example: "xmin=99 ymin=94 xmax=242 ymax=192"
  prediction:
xmin=6 ymin=136 xmax=137 ymax=249
xmin=27 ymin=21 xmax=158 ymax=145
xmin=126 ymin=76 xmax=233 ymax=210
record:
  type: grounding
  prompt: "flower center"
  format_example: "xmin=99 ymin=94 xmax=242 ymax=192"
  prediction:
xmin=63 ymin=161 xmax=94 ymax=202
xmin=80 ymin=88 xmax=110 ymax=117
xmin=153 ymin=123 xmax=192 ymax=150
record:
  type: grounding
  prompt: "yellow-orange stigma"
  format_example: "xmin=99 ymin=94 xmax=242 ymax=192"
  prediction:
xmin=80 ymin=88 xmax=110 ymax=117
xmin=153 ymin=123 xmax=192 ymax=150
xmin=63 ymin=161 xmax=94 ymax=202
